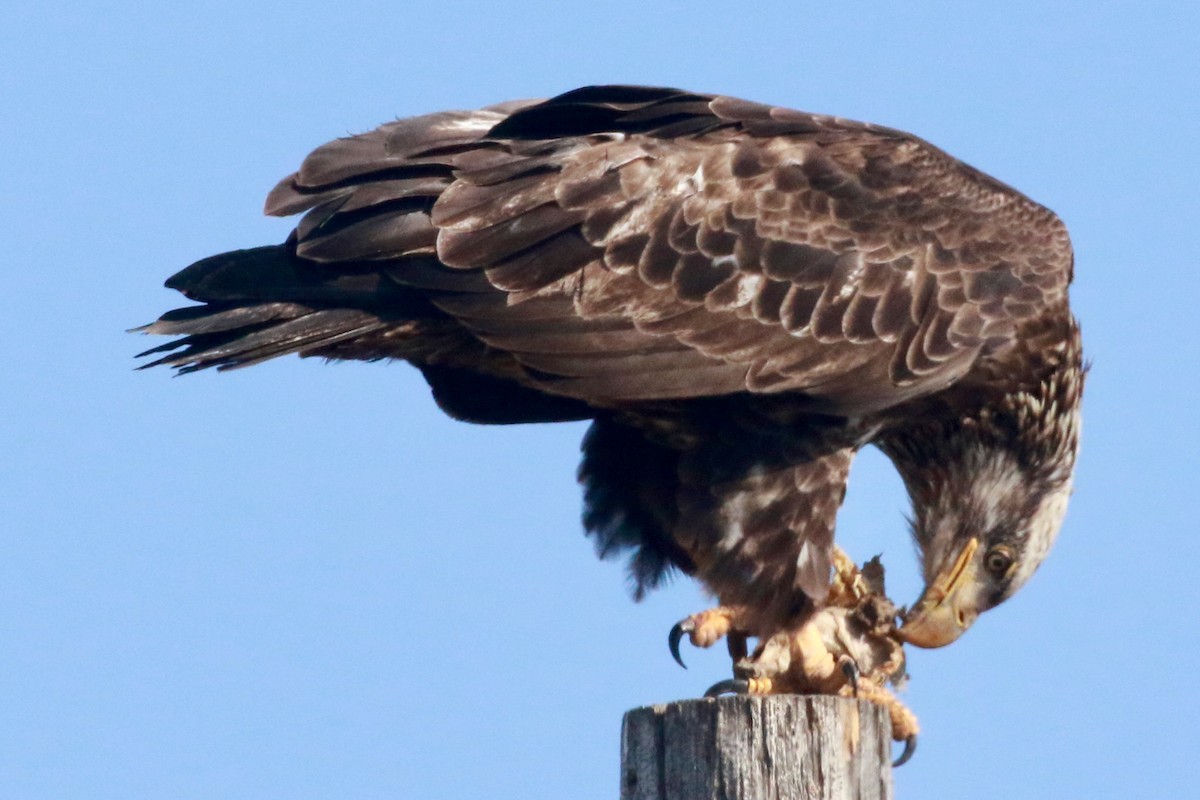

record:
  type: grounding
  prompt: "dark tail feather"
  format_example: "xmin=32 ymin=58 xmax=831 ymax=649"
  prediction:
xmin=135 ymin=305 xmax=390 ymax=373
xmin=135 ymin=242 xmax=433 ymax=373
xmin=165 ymin=245 xmax=305 ymax=301
xmin=161 ymin=242 xmax=430 ymax=311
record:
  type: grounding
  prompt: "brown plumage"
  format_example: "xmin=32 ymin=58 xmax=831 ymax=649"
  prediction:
xmin=139 ymin=85 xmax=1084 ymax=649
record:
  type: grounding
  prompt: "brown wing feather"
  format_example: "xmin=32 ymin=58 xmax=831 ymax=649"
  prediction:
xmin=265 ymin=86 xmax=1073 ymax=416
xmin=149 ymin=86 xmax=1074 ymax=620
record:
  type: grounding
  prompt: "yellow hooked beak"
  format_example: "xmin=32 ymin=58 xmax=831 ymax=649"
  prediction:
xmin=899 ymin=538 xmax=981 ymax=649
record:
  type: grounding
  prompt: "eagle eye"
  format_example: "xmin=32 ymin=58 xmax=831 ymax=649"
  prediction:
xmin=984 ymin=546 xmax=1014 ymax=579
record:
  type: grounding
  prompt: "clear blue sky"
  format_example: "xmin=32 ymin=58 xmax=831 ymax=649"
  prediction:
xmin=4 ymin=2 xmax=1198 ymax=798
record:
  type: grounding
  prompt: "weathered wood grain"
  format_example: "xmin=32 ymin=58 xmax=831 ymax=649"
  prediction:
xmin=620 ymin=696 xmax=893 ymax=800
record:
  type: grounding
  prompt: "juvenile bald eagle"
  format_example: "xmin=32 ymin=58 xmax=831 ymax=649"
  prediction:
xmin=140 ymin=85 xmax=1083 ymax=657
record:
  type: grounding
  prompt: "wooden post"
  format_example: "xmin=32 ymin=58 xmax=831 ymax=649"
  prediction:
xmin=620 ymin=696 xmax=893 ymax=800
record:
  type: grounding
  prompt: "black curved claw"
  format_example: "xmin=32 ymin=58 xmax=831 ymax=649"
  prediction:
xmin=892 ymin=734 xmax=917 ymax=768
xmin=668 ymin=619 xmax=694 ymax=669
xmin=840 ymin=659 xmax=859 ymax=698
xmin=703 ymin=678 xmax=750 ymax=698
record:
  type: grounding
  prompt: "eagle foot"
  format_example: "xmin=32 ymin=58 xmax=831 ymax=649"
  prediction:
xmin=668 ymin=606 xmax=749 ymax=669
xmin=696 ymin=550 xmax=919 ymax=764
xmin=727 ymin=620 xmax=846 ymax=694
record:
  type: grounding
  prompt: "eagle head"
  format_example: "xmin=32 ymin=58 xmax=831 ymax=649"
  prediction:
xmin=885 ymin=341 xmax=1084 ymax=649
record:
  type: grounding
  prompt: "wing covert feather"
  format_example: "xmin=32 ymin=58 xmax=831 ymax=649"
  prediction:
xmin=265 ymin=86 xmax=1073 ymax=412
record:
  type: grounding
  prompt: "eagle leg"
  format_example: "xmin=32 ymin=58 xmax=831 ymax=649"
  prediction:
xmin=667 ymin=605 xmax=749 ymax=669
xmin=727 ymin=630 xmax=749 ymax=662
xmin=729 ymin=620 xmax=838 ymax=692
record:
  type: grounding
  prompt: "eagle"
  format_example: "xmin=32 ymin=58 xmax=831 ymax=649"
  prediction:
xmin=139 ymin=85 xmax=1083 ymax=677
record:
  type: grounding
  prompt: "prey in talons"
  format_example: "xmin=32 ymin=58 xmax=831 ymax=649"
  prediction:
xmin=675 ymin=548 xmax=920 ymax=766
